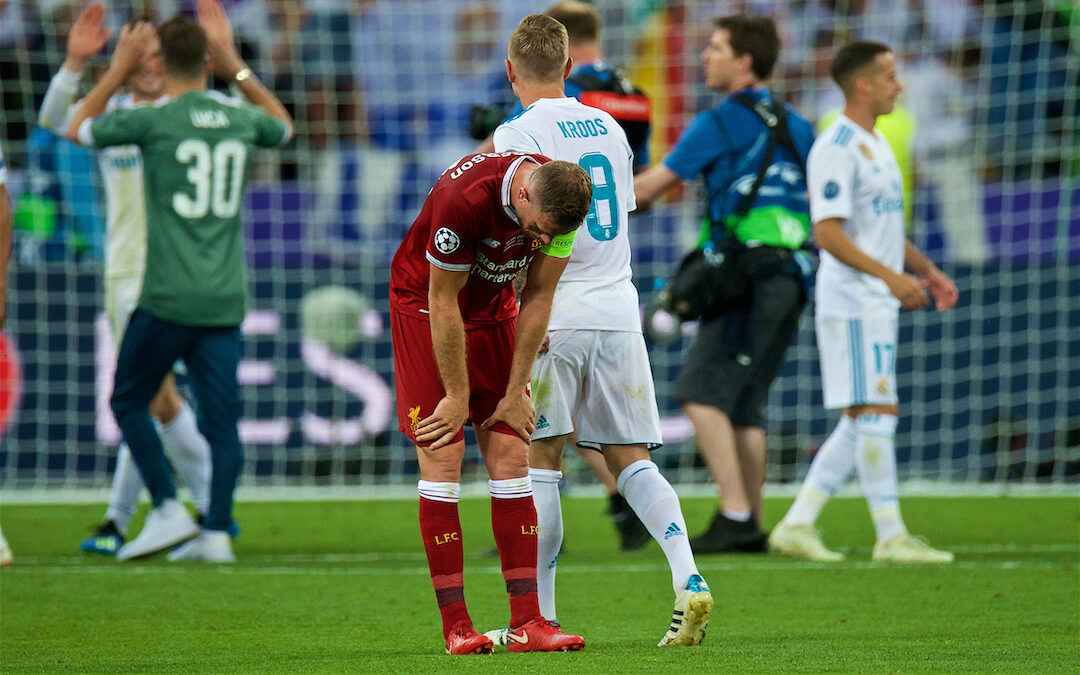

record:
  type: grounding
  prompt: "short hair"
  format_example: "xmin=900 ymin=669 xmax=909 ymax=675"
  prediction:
xmin=157 ymin=15 xmax=207 ymax=80
xmin=508 ymin=14 xmax=569 ymax=84
xmin=713 ymin=15 xmax=780 ymax=81
xmin=831 ymin=41 xmax=892 ymax=95
xmin=545 ymin=1 xmax=600 ymax=47
xmin=531 ymin=160 xmax=593 ymax=233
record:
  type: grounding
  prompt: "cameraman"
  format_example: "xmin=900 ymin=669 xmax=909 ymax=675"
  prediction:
xmin=634 ymin=15 xmax=814 ymax=553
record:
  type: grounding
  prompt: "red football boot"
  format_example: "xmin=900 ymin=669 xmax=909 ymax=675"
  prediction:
xmin=505 ymin=618 xmax=585 ymax=652
xmin=445 ymin=620 xmax=495 ymax=655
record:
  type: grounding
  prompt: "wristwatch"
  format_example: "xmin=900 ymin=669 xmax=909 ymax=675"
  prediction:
xmin=233 ymin=67 xmax=253 ymax=84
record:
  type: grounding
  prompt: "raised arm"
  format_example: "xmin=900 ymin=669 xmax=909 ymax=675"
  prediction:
xmin=198 ymin=0 xmax=293 ymax=134
xmin=65 ymin=21 xmax=154 ymax=144
xmin=480 ymin=251 xmax=569 ymax=441
xmin=40 ymin=1 xmax=111 ymax=133
xmin=814 ymin=217 xmax=929 ymax=310
xmin=416 ymin=264 xmax=471 ymax=450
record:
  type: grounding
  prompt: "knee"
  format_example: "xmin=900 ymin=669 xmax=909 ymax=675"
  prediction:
xmin=529 ymin=435 xmax=567 ymax=471
xmin=601 ymin=444 xmax=649 ymax=477
xmin=486 ymin=446 xmax=529 ymax=480
xmin=110 ymin=389 xmax=143 ymax=425
xmin=149 ymin=387 xmax=183 ymax=423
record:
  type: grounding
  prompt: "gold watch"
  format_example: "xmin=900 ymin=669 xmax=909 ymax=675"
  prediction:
xmin=233 ymin=67 xmax=253 ymax=84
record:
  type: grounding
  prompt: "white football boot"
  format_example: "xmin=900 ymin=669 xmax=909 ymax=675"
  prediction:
xmin=116 ymin=499 xmax=199 ymax=561
xmin=873 ymin=533 xmax=954 ymax=563
xmin=769 ymin=522 xmax=846 ymax=562
xmin=168 ymin=530 xmax=235 ymax=563
xmin=658 ymin=574 xmax=713 ymax=646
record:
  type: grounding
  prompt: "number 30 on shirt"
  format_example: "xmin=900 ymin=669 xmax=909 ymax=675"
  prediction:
xmin=173 ymin=138 xmax=248 ymax=219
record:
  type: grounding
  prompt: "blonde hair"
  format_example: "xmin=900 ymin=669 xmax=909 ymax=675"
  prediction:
xmin=508 ymin=14 xmax=569 ymax=84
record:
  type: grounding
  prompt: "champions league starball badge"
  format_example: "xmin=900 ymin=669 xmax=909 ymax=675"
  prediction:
xmin=433 ymin=227 xmax=461 ymax=254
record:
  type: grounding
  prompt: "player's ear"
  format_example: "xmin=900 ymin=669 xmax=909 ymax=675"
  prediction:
xmin=505 ymin=58 xmax=515 ymax=83
xmin=563 ymin=57 xmax=572 ymax=81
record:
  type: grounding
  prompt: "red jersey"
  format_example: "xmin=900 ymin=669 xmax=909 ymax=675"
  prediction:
xmin=390 ymin=152 xmax=551 ymax=326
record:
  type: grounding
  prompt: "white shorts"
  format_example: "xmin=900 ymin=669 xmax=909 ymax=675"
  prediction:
xmin=105 ymin=275 xmax=142 ymax=351
xmin=530 ymin=329 xmax=663 ymax=450
xmin=816 ymin=315 xmax=899 ymax=410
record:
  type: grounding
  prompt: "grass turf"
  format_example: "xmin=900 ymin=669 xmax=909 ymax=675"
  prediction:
xmin=1 ymin=496 xmax=1077 ymax=673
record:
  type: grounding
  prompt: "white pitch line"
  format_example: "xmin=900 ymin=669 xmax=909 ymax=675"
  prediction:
xmin=12 ymin=542 xmax=1076 ymax=567
xmin=9 ymin=557 xmax=1076 ymax=577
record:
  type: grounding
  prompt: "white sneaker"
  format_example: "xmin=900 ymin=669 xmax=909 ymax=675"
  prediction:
xmin=769 ymin=522 xmax=845 ymax=562
xmin=116 ymin=499 xmax=199 ymax=561
xmin=482 ymin=627 xmax=509 ymax=647
xmin=0 ymin=535 xmax=12 ymax=567
xmin=167 ymin=530 xmax=235 ymax=563
xmin=658 ymin=574 xmax=712 ymax=646
xmin=872 ymin=533 xmax=954 ymax=563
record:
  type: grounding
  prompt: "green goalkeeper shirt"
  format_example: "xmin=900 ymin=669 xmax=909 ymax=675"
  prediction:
xmin=81 ymin=90 xmax=291 ymax=326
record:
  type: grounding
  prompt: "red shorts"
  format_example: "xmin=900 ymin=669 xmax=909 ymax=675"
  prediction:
xmin=391 ymin=307 xmax=519 ymax=446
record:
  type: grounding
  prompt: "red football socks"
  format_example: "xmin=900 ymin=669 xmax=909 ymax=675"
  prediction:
xmin=490 ymin=478 xmax=542 ymax=628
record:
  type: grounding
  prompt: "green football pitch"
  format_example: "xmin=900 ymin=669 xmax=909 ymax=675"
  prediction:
xmin=1 ymin=495 xmax=1077 ymax=673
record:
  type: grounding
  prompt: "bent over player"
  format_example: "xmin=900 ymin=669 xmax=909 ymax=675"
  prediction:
xmin=390 ymin=152 xmax=592 ymax=654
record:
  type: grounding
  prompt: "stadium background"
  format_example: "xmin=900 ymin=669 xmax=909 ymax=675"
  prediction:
xmin=0 ymin=0 xmax=1076 ymax=494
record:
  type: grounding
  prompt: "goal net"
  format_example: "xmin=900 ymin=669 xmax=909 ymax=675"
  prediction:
xmin=0 ymin=0 xmax=1076 ymax=493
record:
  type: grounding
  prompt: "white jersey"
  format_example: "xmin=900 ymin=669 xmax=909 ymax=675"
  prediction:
xmin=808 ymin=114 xmax=905 ymax=318
xmin=39 ymin=70 xmax=148 ymax=281
xmin=493 ymin=97 xmax=640 ymax=332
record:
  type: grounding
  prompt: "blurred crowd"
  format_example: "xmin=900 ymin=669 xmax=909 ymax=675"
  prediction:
xmin=0 ymin=0 xmax=1075 ymax=262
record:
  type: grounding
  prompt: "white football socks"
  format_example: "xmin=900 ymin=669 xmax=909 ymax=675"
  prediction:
xmin=783 ymin=415 xmax=857 ymax=527
xmin=105 ymin=444 xmax=144 ymax=536
xmin=529 ymin=467 xmax=563 ymax=622
xmin=160 ymin=403 xmax=212 ymax=515
xmin=617 ymin=459 xmax=698 ymax=593
xmin=854 ymin=414 xmax=906 ymax=543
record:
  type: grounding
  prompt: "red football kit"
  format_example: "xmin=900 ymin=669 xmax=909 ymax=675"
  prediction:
xmin=390 ymin=152 xmax=551 ymax=445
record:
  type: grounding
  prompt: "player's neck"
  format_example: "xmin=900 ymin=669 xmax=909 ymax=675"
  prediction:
xmin=568 ymin=44 xmax=601 ymax=67
xmin=164 ymin=75 xmax=207 ymax=99
xmin=517 ymin=83 xmax=566 ymax=110
xmin=843 ymin=104 xmax=878 ymax=134
xmin=721 ymin=74 xmax=760 ymax=96
xmin=131 ymin=91 xmax=163 ymax=104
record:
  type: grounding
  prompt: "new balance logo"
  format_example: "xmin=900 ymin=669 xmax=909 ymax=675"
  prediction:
xmin=664 ymin=523 xmax=685 ymax=540
xmin=536 ymin=415 xmax=550 ymax=430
